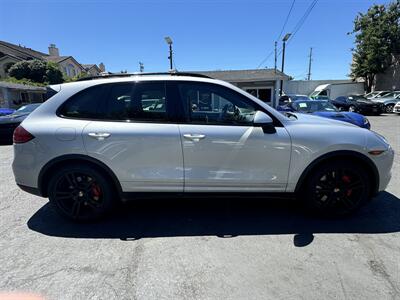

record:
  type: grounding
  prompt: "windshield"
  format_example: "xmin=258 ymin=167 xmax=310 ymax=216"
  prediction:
xmin=291 ymin=95 xmax=311 ymax=101
xmin=292 ymin=101 xmax=338 ymax=113
xmin=381 ymin=92 xmax=400 ymax=98
xmin=15 ymin=104 xmax=41 ymax=114
xmin=348 ymin=95 xmax=371 ymax=102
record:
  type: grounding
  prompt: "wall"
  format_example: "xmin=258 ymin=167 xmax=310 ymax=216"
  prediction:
xmin=0 ymin=87 xmax=46 ymax=108
xmin=58 ymin=57 xmax=83 ymax=78
xmin=282 ymin=79 xmax=358 ymax=96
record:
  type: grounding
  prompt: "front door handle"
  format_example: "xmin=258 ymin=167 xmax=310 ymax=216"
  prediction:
xmin=183 ymin=134 xmax=206 ymax=142
xmin=88 ymin=132 xmax=111 ymax=141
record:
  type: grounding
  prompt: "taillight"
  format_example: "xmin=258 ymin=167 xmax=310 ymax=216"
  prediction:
xmin=13 ymin=126 xmax=35 ymax=144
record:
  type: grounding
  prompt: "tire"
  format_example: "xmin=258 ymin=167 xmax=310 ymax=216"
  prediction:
xmin=385 ymin=104 xmax=394 ymax=114
xmin=48 ymin=164 xmax=116 ymax=221
xmin=302 ymin=161 xmax=370 ymax=216
xmin=348 ymin=105 xmax=356 ymax=112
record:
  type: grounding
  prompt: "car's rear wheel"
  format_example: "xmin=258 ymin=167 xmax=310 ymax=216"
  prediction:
xmin=385 ymin=104 xmax=394 ymax=113
xmin=303 ymin=162 xmax=370 ymax=216
xmin=48 ymin=164 xmax=115 ymax=221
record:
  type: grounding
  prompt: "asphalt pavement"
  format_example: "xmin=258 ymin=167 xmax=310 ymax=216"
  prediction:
xmin=0 ymin=114 xmax=399 ymax=300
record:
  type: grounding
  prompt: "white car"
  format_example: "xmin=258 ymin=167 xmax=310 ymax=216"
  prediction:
xmin=394 ymin=101 xmax=400 ymax=114
xmin=12 ymin=73 xmax=394 ymax=221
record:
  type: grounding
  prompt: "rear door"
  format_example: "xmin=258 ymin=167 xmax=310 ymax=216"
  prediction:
xmin=72 ymin=81 xmax=184 ymax=192
xmin=175 ymin=81 xmax=291 ymax=192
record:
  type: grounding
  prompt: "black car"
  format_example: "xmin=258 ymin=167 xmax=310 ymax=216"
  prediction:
xmin=331 ymin=95 xmax=384 ymax=115
xmin=0 ymin=103 xmax=41 ymax=144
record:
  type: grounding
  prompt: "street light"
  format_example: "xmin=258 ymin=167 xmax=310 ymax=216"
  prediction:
xmin=164 ymin=36 xmax=173 ymax=71
xmin=280 ymin=33 xmax=292 ymax=96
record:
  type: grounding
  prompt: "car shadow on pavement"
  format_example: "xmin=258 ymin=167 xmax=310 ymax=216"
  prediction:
xmin=27 ymin=191 xmax=400 ymax=246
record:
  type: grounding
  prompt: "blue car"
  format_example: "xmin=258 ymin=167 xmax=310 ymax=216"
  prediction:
xmin=277 ymin=100 xmax=370 ymax=129
xmin=0 ymin=108 xmax=15 ymax=116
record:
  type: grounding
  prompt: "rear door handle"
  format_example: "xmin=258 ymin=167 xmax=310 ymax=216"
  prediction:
xmin=183 ymin=134 xmax=206 ymax=142
xmin=88 ymin=132 xmax=111 ymax=141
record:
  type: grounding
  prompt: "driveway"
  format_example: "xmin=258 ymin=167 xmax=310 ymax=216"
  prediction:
xmin=0 ymin=115 xmax=399 ymax=299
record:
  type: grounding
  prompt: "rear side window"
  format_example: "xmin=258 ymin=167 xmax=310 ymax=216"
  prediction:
xmin=59 ymin=82 xmax=168 ymax=122
xmin=58 ymin=85 xmax=107 ymax=119
xmin=103 ymin=82 xmax=167 ymax=121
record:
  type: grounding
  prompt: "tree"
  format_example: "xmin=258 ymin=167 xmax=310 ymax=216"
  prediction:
xmin=350 ymin=0 xmax=400 ymax=92
xmin=7 ymin=59 xmax=64 ymax=84
xmin=45 ymin=61 xmax=64 ymax=84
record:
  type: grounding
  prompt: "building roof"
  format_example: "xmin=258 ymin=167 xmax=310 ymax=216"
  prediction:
xmin=0 ymin=81 xmax=46 ymax=91
xmin=82 ymin=64 xmax=101 ymax=72
xmin=44 ymin=55 xmax=70 ymax=63
xmin=0 ymin=40 xmax=48 ymax=60
xmin=193 ymin=69 xmax=289 ymax=82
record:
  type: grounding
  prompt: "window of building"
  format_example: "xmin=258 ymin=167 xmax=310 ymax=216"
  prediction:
xmin=244 ymin=88 xmax=272 ymax=103
xmin=178 ymin=82 xmax=256 ymax=125
xmin=20 ymin=92 xmax=30 ymax=104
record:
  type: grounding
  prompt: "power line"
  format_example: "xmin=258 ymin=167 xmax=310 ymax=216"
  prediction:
xmin=257 ymin=0 xmax=296 ymax=69
xmin=276 ymin=0 xmax=318 ymax=57
xmin=276 ymin=0 xmax=296 ymax=41
xmin=288 ymin=0 xmax=318 ymax=45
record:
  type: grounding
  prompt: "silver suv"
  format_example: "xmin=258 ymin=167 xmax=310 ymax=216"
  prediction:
xmin=12 ymin=73 xmax=394 ymax=221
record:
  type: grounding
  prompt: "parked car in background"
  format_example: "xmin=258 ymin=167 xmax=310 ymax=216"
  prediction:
xmin=0 ymin=108 xmax=15 ymax=116
xmin=393 ymin=101 xmax=400 ymax=114
xmin=11 ymin=73 xmax=394 ymax=221
xmin=371 ymin=91 xmax=400 ymax=113
xmin=277 ymin=100 xmax=370 ymax=129
xmin=0 ymin=104 xmax=41 ymax=144
xmin=331 ymin=95 xmax=384 ymax=115
xmin=278 ymin=94 xmax=311 ymax=106
xmin=365 ymin=91 xmax=391 ymax=99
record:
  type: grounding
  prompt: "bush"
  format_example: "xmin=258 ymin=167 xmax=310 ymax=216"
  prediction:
xmin=8 ymin=60 xmax=31 ymax=80
xmin=7 ymin=59 xmax=64 ymax=84
xmin=45 ymin=62 xmax=64 ymax=84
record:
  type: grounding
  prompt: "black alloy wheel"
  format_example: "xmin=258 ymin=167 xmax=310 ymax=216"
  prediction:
xmin=304 ymin=162 xmax=370 ymax=215
xmin=385 ymin=104 xmax=394 ymax=113
xmin=48 ymin=165 xmax=115 ymax=221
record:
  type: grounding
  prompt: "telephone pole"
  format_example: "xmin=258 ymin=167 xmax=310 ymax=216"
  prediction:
xmin=307 ymin=47 xmax=313 ymax=80
xmin=139 ymin=62 xmax=144 ymax=73
xmin=274 ymin=41 xmax=277 ymax=73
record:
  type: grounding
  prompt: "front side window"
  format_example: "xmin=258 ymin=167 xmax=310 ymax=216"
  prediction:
xmin=178 ymin=82 xmax=256 ymax=125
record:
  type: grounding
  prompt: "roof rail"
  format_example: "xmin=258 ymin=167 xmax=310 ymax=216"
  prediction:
xmin=76 ymin=71 xmax=212 ymax=81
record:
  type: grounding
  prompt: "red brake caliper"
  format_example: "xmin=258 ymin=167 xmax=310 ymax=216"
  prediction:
xmin=91 ymin=184 xmax=102 ymax=201
xmin=342 ymin=175 xmax=352 ymax=196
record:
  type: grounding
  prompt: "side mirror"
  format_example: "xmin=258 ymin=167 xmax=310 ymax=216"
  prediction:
xmin=253 ymin=111 xmax=276 ymax=134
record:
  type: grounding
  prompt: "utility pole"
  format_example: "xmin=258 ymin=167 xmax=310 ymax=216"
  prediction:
xmin=280 ymin=33 xmax=291 ymax=96
xmin=307 ymin=47 xmax=313 ymax=80
xmin=274 ymin=41 xmax=277 ymax=73
xmin=139 ymin=62 xmax=144 ymax=73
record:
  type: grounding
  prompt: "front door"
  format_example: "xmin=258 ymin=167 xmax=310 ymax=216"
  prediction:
xmin=175 ymin=81 xmax=291 ymax=192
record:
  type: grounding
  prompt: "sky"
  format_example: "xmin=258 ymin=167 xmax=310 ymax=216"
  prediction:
xmin=0 ymin=0 xmax=392 ymax=80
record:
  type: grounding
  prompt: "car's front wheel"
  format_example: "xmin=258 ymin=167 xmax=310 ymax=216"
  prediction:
xmin=385 ymin=104 xmax=394 ymax=113
xmin=303 ymin=162 xmax=370 ymax=215
xmin=48 ymin=164 xmax=115 ymax=221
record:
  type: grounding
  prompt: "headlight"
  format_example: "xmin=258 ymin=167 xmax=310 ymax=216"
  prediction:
xmin=363 ymin=118 xmax=369 ymax=125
